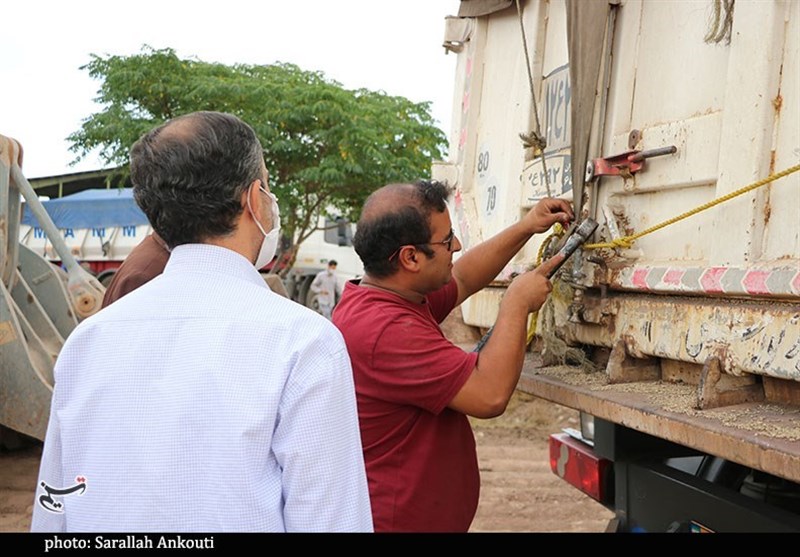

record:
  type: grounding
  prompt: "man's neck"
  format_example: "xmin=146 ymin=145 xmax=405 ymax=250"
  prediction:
xmin=359 ymin=274 xmax=425 ymax=304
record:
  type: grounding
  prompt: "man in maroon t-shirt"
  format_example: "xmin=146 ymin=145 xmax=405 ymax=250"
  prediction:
xmin=101 ymin=232 xmax=170 ymax=308
xmin=333 ymin=180 xmax=572 ymax=532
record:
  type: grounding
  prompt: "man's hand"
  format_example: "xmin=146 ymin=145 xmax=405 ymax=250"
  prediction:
xmin=505 ymin=253 xmax=565 ymax=313
xmin=522 ymin=198 xmax=574 ymax=234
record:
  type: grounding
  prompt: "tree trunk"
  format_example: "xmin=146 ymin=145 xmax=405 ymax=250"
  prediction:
xmin=277 ymin=244 xmax=299 ymax=279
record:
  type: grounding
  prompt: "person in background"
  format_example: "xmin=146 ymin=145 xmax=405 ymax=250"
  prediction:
xmin=333 ymin=179 xmax=571 ymax=532
xmin=100 ymin=232 xmax=169 ymax=308
xmin=32 ymin=111 xmax=372 ymax=533
xmin=310 ymin=259 xmax=341 ymax=320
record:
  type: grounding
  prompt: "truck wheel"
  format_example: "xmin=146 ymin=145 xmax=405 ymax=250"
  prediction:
xmin=296 ymin=275 xmax=313 ymax=305
xmin=97 ymin=270 xmax=116 ymax=288
xmin=305 ymin=287 xmax=321 ymax=314
xmin=297 ymin=275 xmax=321 ymax=313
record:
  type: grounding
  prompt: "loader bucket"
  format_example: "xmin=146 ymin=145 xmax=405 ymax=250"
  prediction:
xmin=0 ymin=245 xmax=76 ymax=440
xmin=0 ymin=134 xmax=90 ymax=441
xmin=0 ymin=280 xmax=58 ymax=440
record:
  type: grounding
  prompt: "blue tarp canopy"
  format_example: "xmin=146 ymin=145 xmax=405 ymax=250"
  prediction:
xmin=21 ymin=188 xmax=150 ymax=229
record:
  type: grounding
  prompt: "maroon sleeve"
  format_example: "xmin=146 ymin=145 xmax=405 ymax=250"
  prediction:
xmin=101 ymin=267 xmax=158 ymax=308
xmin=101 ymin=236 xmax=169 ymax=308
xmin=368 ymin=315 xmax=478 ymax=415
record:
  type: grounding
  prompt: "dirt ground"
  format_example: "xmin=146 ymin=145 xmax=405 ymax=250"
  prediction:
xmin=442 ymin=308 xmax=615 ymax=533
xmin=0 ymin=308 xmax=614 ymax=533
xmin=469 ymin=391 xmax=614 ymax=532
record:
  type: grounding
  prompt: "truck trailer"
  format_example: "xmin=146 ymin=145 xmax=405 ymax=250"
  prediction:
xmin=435 ymin=0 xmax=800 ymax=532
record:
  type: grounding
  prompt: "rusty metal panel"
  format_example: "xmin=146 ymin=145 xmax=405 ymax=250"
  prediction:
xmin=559 ymin=291 xmax=800 ymax=381
xmin=448 ymin=1 xmax=799 ymax=335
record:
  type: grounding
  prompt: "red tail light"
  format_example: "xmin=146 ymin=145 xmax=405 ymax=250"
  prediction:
xmin=549 ymin=433 xmax=611 ymax=502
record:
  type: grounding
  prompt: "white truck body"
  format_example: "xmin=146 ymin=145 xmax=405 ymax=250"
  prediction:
xmin=436 ymin=0 xmax=800 ymax=531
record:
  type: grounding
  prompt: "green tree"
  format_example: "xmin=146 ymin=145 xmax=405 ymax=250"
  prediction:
xmin=69 ymin=46 xmax=447 ymax=271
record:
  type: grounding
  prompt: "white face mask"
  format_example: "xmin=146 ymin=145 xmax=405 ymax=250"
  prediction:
xmin=247 ymin=185 xmax=281 ymax=269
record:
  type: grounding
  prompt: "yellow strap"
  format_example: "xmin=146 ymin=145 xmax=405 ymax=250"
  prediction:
xmin=584 ymin=164 xmax=800 ymax=250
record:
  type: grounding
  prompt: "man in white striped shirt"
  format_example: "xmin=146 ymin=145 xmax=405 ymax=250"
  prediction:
xmin=31 ymin=111 xmax=372 ymax=533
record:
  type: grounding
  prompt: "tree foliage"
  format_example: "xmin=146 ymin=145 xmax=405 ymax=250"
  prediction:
xmin=69 ymin=46 xmax=447 ymax=263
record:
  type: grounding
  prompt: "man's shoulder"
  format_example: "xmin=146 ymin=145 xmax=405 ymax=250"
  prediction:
xmin=261 ymin=291 xmax=341 ymax=330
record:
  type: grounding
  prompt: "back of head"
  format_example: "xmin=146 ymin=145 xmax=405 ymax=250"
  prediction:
xmin=130 ymin=111 xmax=264 ymax=248
xmin=353 ymin=179 xmax=450 ymax=278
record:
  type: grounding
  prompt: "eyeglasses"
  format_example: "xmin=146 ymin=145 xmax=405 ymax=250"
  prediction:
xmin=428 ymin=228 xmax=456 ymax=252
xmin=388 ymin=228 xmax=456 ymax=261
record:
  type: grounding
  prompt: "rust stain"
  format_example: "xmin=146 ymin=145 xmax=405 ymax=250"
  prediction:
xmin=772 ymin=94 xmax=783 ymax=113
xmin=605 ymin=309 xmax=617 ymax=337
xmin=0 ymin=135 xmax=23 ymax=168
xmin=613 ymin=212 xmax=634 ymax=237
xmin=0 ymin=321 xmax=18 ymax=346
xmin=769 ymin=149 xmax=777 ymax=176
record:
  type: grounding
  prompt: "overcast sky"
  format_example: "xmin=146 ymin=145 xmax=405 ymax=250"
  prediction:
xmin=2 ymin=0 xmax=460 ymax=179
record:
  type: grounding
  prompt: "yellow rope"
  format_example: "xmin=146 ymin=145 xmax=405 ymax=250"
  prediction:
xmin=526 ymin=223 xmax=565 ymax=345
xmin=584 ymin=164 xmax=800 ymax=250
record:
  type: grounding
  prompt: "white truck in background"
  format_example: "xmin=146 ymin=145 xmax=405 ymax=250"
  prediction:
xmin=282 ymin=215 xmax=363 ymax=312
xmin=436 ymin=0 xmax=800 ymax=532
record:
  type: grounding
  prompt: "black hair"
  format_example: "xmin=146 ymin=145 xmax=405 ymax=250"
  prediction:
xmin=130 ymin=111 xmax=264 ymax=248
xmin=353 ymin=179 xmax=450 ymax=278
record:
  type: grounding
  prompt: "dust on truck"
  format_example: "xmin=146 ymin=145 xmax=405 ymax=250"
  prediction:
xmin=435 ymin=0 xmax=800 ymax=532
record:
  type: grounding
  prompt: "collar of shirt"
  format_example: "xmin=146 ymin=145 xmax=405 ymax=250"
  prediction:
xmin=344 ymin=279 xmax=431 ymax=312
xmin=165 ymin=244 xmax=269 ymax=290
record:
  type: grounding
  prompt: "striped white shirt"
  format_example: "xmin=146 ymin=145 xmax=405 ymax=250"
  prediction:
xmin=31 ymin=244 xmax=372 ymax=532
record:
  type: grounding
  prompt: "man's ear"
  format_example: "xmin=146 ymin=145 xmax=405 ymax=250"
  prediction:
xmin=242 ymin=181 xmax=262 ymax=219
xmin=398 ymin=246 xmax=420 ymax=272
